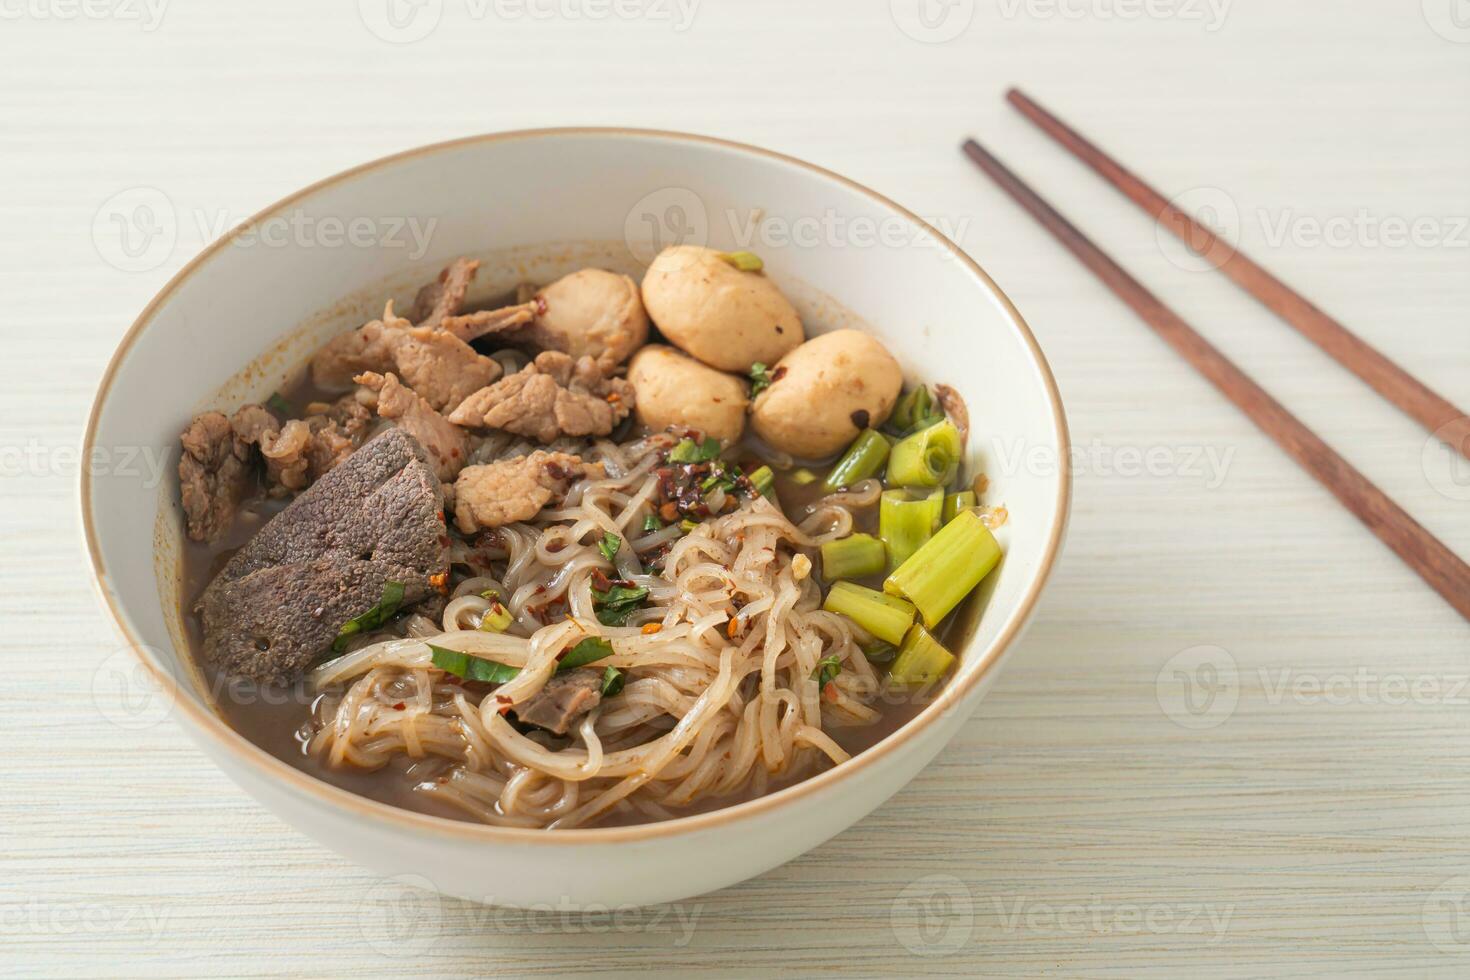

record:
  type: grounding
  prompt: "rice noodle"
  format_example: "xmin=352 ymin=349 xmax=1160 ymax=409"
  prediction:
xmin=304 ymin=435 xmax=878 ymax=828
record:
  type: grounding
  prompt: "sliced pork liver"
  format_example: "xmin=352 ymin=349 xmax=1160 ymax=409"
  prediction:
xmin=199 ymin=427 xmax=450 ymax=683
xmin=513 ymin=669 xmax=603 ymax=735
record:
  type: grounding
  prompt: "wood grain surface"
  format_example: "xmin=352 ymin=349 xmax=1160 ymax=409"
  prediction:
xmin=1003 ymin=87 xmax=1470 ymax=461
xmin=4 ymin=1 xmax=1469 ymax=976
xmin=962 ymin=134 xmax=1470 ymax=621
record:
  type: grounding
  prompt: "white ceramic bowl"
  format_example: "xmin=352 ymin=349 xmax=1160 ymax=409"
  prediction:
xmin=81 ymin=129 xmax=1070 ymax=908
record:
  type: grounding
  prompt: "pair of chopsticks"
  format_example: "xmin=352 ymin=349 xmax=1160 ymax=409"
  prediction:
xmin=962 ymin=90 xmax=1470 ymax=622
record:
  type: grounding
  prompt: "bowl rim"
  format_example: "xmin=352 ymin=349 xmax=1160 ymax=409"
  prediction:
xmin=80 ymin=126 xmax=1072 ymax=844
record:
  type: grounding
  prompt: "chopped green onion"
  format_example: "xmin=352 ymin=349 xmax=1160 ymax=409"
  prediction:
xmin=429 ymin=644 xmax=519 ymax=684
xmin=598 ymin=532 xmax=622 ymax=563
xmin=592 ymin=582 xmax=649 ymax=627
xmin=668 ymin=437 xmax=722 ymax=464
xmin=331 ymin=580 xmax=405 ymax=652
xmin=821 ymin=581 xmax=917 ymax=646
xmin=888 ymin=624 xmax=955 ymax=688
xmin=747 ymin=465 xmax=775 ymax=499
xmin=700 ymin=462 xmax=740 ymax=494
xmin=679 ymin=518 xmax=699 ymax=534
xmin=812 ymin=655 xmax=842 ymax=687
xmin=790 ymin=467 xmax=818 ymax=486
xmin=912 ymin=413 xmax=945 ymax=433
xmin=479 ymin=588 xmax=498 ymax=600
xmin=718 ymin=250 xmax=764 ymax=272
xmin=478 ymin=599 xmax=514 ymax=633
xmin=641 ymin=514 xmax=663 ymax=533
xmin=879 ymin=488 xmax=943 ymax=569
xmin=943 ymin=490 xmax=978 ymax=523
xmin=887 ymin=420 xmax=962 ymax=488
xmin=884 ymin=509 xmax=1002 ymax=627
xmin=819 ymin=533 xmax=886 ymax=581
xmin=600 ymin=665 xmax=625 ymax=697
xmin=889 ymin=385 xmax=934 ymax=433
xmin=861 ymin=639 xmax=899 ymax=665
xmin=823 ymin=429 xmax=891 ymax=492
xmin=559 ymin=637 xmax=615 ymax=670
xmin=265 ymin=392 xmax=294 ymax=417
xmin=668 ymin=439 xmax=699 ymax=463
xmin=749 ymin=362 xmax=773 ymax=397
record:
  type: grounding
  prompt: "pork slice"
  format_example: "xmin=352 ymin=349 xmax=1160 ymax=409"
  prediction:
xmin=312 ymin=300 xmax=501 ymax=413
xmin=513 ymin=669 xmax=603 ymax=735
xmin=319 ymin=391 xmax=375 ymax=438
xmin=355 ymin=371 xmax=468 ymax=481
xmin=179 ymin=412 xmax=256 ymax=543
xmin=452 ymin=450 xmax=584 ymax=533
xmin=310 ymin=309 xmax=400 ymax=390
xmin=300 ymin=419 xmax=359 ymax=480
xmin=256 ymin=419 xmax=312 ymax=495
xmin=450 ymin=370 xmax=561 ymax=442
xmin=440 ymin=300 xmax=539 ymax=344
xmin=229 ymin=404 xmax=278 ymax=445
xmin=393 ymin=326 xmax=501 ymax=413
xmin=413 ymin=257 xmax=479 ymax=327
xmin=447 ymin=351 xmax=633 ymax=443
xmin=200 ymin=427 xmax=450 ymax=682
xmin=238 ymin=397 xmax=373 ymax=498
xmin=299 ymin=394 xmax=375 ymax=480
xmin=223 ymin=402 xmax=305 ymax=496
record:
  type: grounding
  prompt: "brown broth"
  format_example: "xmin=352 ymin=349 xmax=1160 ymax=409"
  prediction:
xmin=181 ymin=373 xmax=983 ymax=827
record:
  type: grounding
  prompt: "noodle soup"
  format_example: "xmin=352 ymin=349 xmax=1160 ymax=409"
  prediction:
xmin=178 ymin=251 xmax=1006 ymax=829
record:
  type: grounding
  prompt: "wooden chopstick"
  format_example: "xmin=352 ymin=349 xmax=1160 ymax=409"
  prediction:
xmin=960 ymin=136 xmax=1470 ymax=623
xmin=1004 ymin=87 xmax=1470 ymax=462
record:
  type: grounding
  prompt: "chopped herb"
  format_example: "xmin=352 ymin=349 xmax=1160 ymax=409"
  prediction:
xmin=668 ymin=437 xmax=722 ymax=464
xmin=599 ymin=666 xmax=625 ymax=698
xmin=429 ymin=644 xmax=519 ymax=684
xmin=428 ymin=644 xmax=468 ymax=675
xmin=790 ymin=468 xmax=818 ymax=486
xmin=478 ymin=588 xmax=499 ymax=600
xmin=909 ymin=413 xmax=945 ymax=434
xmin=478 ymin=600 xmax=514 ymax=633
xmin=860 ymin=640 xmax=899 ymax=666
xmin=592 ymin=582 xmax=649 ymax=627
xmin=559 ymin=637 xmax=615 ymax=670
xmin=265 ymin=392 xmax=294 ymax=417
xmin=594 ymin=583 xmax=649 ymax=607
xmin=655 ymin=448 xmax=741 ymax=521
xmin=718 ymin=250 xmax=764 ymax=272
xmin=431 ymin=636 xmax=615 ymax=684
xmin=749 ymin=361 xmax=773 ymax=397
xmin=746 ymin=465 xmax=775 ymax=499
xmin=812 ymin=655 xmax=842 ymax=687
xmin=667 ymin=438 xmax=701 ymax=463
xmin=331 ymin=580 xmax=405 ymax=652
xmin=887 ymin=384 xmax=947 ymax=436
xmin=598 ymin=532 xmax=622 ymax=563
xmin=703 ymin=477 xmax=736 ymax=497
xmin=679 ymin=518 xmax=699 ymax=534
xmin=641 ymin=514 xmax=663 ymax=533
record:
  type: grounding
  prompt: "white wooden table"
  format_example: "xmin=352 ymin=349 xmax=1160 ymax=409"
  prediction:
xmin=5 ymin=1 xmax=1469 ymax=975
